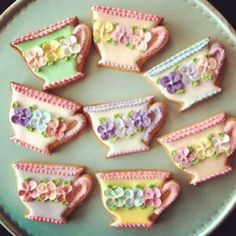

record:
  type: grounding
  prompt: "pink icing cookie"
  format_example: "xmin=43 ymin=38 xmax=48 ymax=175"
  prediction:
xmin=91 ymin=5 xmax=169 ymax=72
xmin=11 ymin=17 xmax=91 ymax=90
xmin=84 ymin=96 xmax=166 ymax=158
xmin=9 ymin=82 xmax=87 ymax=155
xmin=13 ymin=162 xmax=93 ymax=224
xmin=96 ymin=170 xmax=180 ymax=228
xmin=158 ymin=113 xmax=235 ymax=185
xmin=145 ymin=38 xmax=226 ymax=111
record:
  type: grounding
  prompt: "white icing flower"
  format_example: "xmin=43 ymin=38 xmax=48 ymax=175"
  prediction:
xmin=130 ymin=29 xmax=152 ymax=51
xmin=60 ymin=35 xmax=81 ymax=57
xmin=114 ymin=115 xmax=136 ymax=138
xmin=25 ymin=46 xmax=47 ymax=69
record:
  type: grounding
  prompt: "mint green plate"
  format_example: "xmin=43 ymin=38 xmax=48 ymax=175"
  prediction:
xmin=0 ymin=0 xmax=235 ymax=235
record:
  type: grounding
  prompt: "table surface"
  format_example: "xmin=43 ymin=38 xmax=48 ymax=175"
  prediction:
xmin=0 ymin=0 xmax=235 ymax=235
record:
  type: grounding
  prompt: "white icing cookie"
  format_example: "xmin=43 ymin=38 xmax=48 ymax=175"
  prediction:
xmin=145 ymin=38 xmax=226 ymax=111
xmin=158 ymin=113 xmax=235 ymax=185
xmin=11 ymin=17 xmax=91 ymax=90
xmin=91 ymin=5 xmax=169 ymax=72
xmin=84 ymin=96 xmax=166 ymax=158
xmin=13 ymin=162 xmax=93 ymax=224
xmin=9 ymin=83 xmax=87 ymax=155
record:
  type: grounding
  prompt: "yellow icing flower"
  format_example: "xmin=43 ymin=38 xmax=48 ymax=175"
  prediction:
xmin=93 ymin=20 xmax=114 ymax=42
xmin=42 ymin=40 xmax=65 ymax=62
xmin=195 ymin=138 xmax=215 ymax=160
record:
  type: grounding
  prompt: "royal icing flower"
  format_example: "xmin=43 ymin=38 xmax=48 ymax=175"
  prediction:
xmin=37 ymin=181 xmax=57 ymax=201
xmin=130 ymin=28 xmax=152 ymax=51
xmin=30 ymin=110 xmax=51 ymax=132
xmin=111 ymin=24 xmax=133 ymax=45
xmin=131 ymin=109 xmax=151 ymax=130
xmin=25 ymin=46 xmax=47 ymax=69
xmin=60 ymin=35 xmax=81 ymax=57
xmin=93 ymin=20 xmax=114 ymax=42
xmin=197 ymin=56 xmax=217 ymax=75
xmin=46 ymin=119 xmax=67 ymax=139
xmin=212 ymin=134 xmax=231 ymax=154
xmin=195 ymin=138 xmax=215 ymax=159
xmin=174 ymin=147 xmax=196 ymax=168
xmin=114 ymin=115 xmax=136 ymax=138
xmin=124 ymin=188 xmax=144 ymax=208
xmin=11 ymin=107 xmax=32 ymax=127
xmin=56 ymin=184 xmax=74 ymax=203
xmin=18 ymin=180 xmax=38 ymax=202
xmin=97 ymin=120 xmax=115 ymax=140
xmin=160 ymin=72 xmax=185 ymax=94
xmin=179 ymin=64 xmax=201 ymax=85
xmin=42 ymin=40 xmax=64 ymax=61
xmin=144 ymin=187 xmax=162 ymax=208
xmin=104 ymin=187 xmax=125 ymax=208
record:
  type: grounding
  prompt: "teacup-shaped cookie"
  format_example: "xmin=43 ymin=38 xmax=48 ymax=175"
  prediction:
xmin=9 ymin=83 xmax=87 ymax=155
xmin=145 ymin=38 xmax=226 ymax=111
xmin=11 ymin=17 xmax=91 ymax=90
xmin=96 ymin=170 xmax=180 ymax=228
xmin=158 ymin=113 xmax=235 ymax=185
xmin=84 ymin=96 xmax=166 ymax=158
xmin=91 ymin=5 xmax=169 ymax=72
xmin=13 ymin=162 xmax=93 ymax=224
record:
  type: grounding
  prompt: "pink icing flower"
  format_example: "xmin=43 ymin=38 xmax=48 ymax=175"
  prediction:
xmin=56 ymin=184 xmax=74 ymax=203
xmin=25 ymin=46 xmax=47 ymax=69
xmin=130 ymin=29 xmax=152 ymax=51
xmin=197 ymin=56 xmax=217 ymax=75
xmin=18 ymin=180 xmax=38 ymax=202
xmin=144 ymin=187 xmax=162 ymax=208
xmin=174 ymin=147 xmax=196 ymax=168
xmin=111 ymin=24 xmax=132 ymax=45
xmin=46 ymin=119 xmax=67 ymax=139
xmin=37 ymin=181 xmax=57 ymax=201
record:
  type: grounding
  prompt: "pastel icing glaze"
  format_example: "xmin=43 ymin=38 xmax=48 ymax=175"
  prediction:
xmin=84 ymin=96 xmax=165 ymax=158
xmin=11 ymin=17 xmax=91 ymax=90
xmin=9 ymin=83 xmax=87 ymax=155
xmin=96 ymin=170 xmax=180 ymax=228
xmin=144 ymin=38 xmax=226 ymax=111
xmin=158 ymin=113 xmax=235 ymax=185
xmin=13 ymin=162 xmax=93 ymax=224
xmin=91 ymin=5 xmax=169 ymax=72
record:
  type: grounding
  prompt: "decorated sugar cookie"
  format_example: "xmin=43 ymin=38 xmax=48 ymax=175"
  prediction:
xmin=84 ymin=96 xmax=166 ymax=158
xmin=145 ymin=38 xmax=226 ymax=111
xmin=158 ymin=113 xmax=235 ymax=185
xmin=9 ymin=83 xmax=87 ymax=155
xmin=11 ymin=17 xmax=91 ymax=90
xmin=96 ymin=170 xmax=180 ymax=228
xmin=13 ymin=162 xmax=93 ymax=224
xmin=91 ymin=5 xmax=169 ymax=72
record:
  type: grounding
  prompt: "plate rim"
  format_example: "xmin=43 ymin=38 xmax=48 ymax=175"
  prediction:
xmin=0 ymin=0 xmax=235 ymax=235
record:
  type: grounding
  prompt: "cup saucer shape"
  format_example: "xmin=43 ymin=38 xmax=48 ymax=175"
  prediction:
xmin=144 ymin=38 xmax=226 ymax=111
xmin=158 ymin=113 xmax=235 ymax=185
xmin=9 ymin=82 xmax=87 ymax=155
xmin=91 ymin=5 xmax=169 ymax=72
xmin=11 ymin=17 xmax=91 ymax=90
xmin=13 ymin=162 xmax=93 ymax=224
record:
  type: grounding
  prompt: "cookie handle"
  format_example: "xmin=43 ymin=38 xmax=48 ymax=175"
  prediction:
xmin=142 ymin=26 xmax=169 ymax=58
xmin=65 ymin=174 xmax=92 ymax=217
xmin=154 ymin=180 xmax=180 ymax=216
xmin=62 ymin=114 xmax=87 ymax=141
xmin=224 ymin=119 xmax=236 ymax=152
xmin=209 ymin=43 xmax=226 ymax=77
xmin=142 ymin=102 xmax=164 ymax=143
xmin=73 ymin=24 xmax=92 ymax=66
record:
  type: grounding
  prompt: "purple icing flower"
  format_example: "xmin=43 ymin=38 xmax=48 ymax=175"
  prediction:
xmin=160 ymin=72 xmax=184 ymax=94
xmin=111 ymin=24 xmax=133 ymax=45
xmin=97 ymin=120 xmax=115 ymax=140
xmin=179 ymin=64 xmax=200 ymax=85
xmin=11 ymin=108 xmax=32 ymax=127
xmin=174 ymin=147 xmax=196 ymax=168
xmin=131 ymin=109 xmax=151 ymax=130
